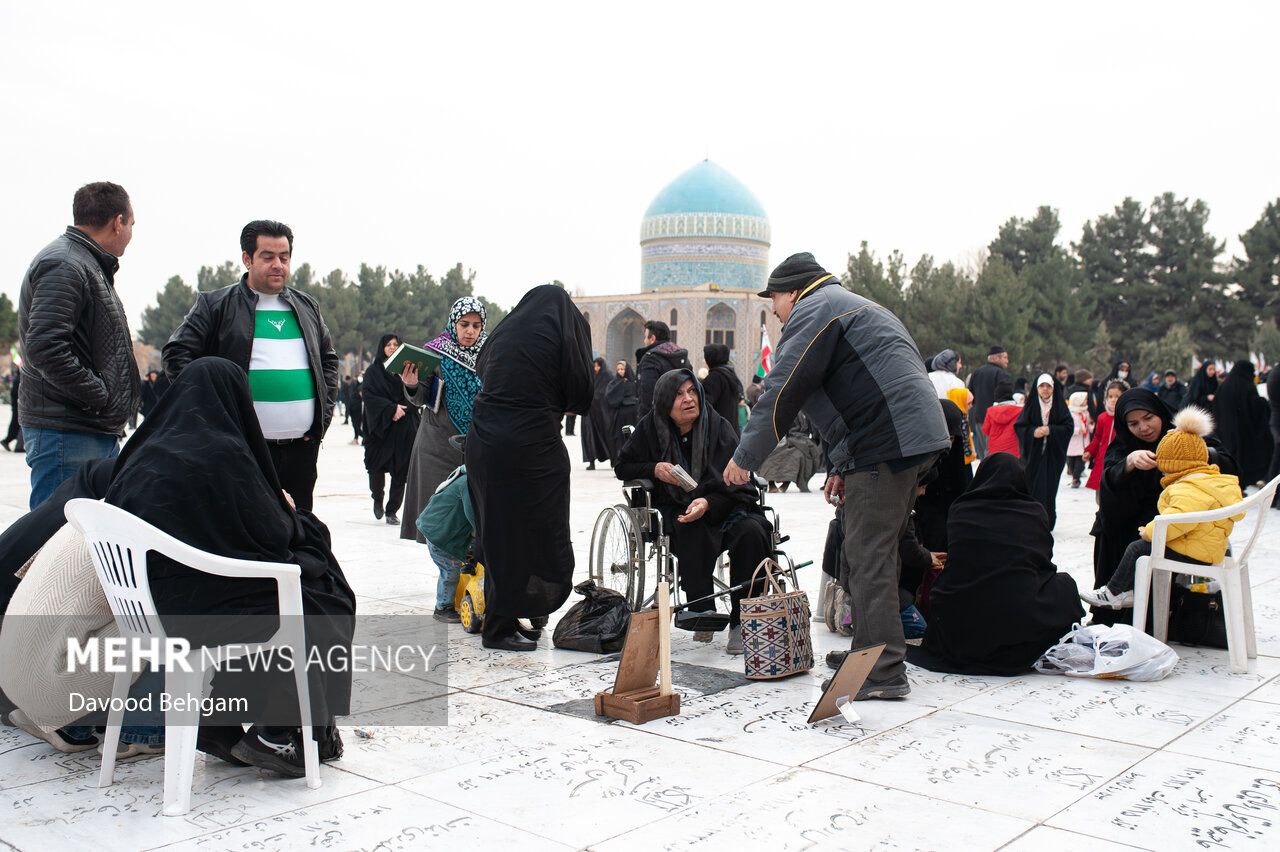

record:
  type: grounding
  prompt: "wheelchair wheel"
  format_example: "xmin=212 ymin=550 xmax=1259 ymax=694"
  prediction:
xmin=589 ymin=506 xmax=644 ymax=611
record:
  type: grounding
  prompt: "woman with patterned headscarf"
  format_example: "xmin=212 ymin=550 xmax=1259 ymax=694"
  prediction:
xmin=397 ymin=296 xmax=488 ymax=543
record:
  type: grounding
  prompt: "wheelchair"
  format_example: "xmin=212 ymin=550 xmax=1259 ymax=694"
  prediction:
xmin=587 ymin=470 xmax=798 ymax=630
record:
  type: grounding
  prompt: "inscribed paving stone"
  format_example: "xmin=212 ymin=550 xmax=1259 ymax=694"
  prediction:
xmin=1001 ymin=825 xmax=1148 ymax=851
xmin=0 ymin=756 xmax=376 ymax=852
xmin=399 ymin=725 xmax=779 ymax=849
xmin=592 ymin=766 xmax=1030 ymax=852
xmin=1048 ymin=751 xmax=1280 ymax=851
xmin=619 ymin=678 xmax=932 ymax=764
xmin=808 ymin=709 xmax=1151 ymax=821
xmin=0 ymin=725 xmax=102 ymax=792
xmin=1167 ymin=699 xmax=1280 ymax=771
xmin=335 ymin=692 xmax=555 ymax=784
xmin=474 ymin=658 xmax=748 ymax=718
xmin=951 ymin=675 xmax=1234 ymax=748
xmin=163 ymin=786 xmax=570 ymax=851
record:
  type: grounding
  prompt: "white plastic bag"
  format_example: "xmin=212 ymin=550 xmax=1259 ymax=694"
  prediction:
xmin=1035 ymin=622 xmax=1179 ymax=682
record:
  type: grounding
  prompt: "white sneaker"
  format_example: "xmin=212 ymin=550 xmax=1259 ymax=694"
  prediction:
xmin=1080 ymin=586 xmax=1134 ymax=609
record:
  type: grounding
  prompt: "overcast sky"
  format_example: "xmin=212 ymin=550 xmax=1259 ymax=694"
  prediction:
xmin=2 ymin=1 xmax=1277 ymax=329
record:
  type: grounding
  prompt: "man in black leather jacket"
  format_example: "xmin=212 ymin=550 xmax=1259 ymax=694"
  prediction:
xmin=162 ymin=220 xmax=338 ymax=510
xmin=17 ymin=182 xmax=140 ymax=509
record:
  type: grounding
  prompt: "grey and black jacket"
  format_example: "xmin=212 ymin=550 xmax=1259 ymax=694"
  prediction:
xmin=162 ymin=275 xmax=339 ymax=440
xmin=734 ymin=280 xmax=949 ymax=474
xmin=18 ymin=228 xmax=140 ymax=436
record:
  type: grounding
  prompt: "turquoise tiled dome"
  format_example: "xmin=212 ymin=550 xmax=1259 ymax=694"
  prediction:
xmin=643 ymin=160 xmax=768 ymax=218
xmin=640 ymin=160 xmax=771 ymax=292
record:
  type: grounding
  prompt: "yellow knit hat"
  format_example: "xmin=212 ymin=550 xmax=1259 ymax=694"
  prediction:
xmin=1156 ymin=406 xmax=1212 ymax=479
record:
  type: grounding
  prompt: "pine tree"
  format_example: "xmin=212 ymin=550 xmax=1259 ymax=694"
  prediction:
xmin=843 ymin=241 xmax=906 ymax=316
xmin=0 ymin=293 xmax=17 ymax=351
xmin=138 ymin=276 xmax=199 ymax=348
xmin=1075 ymin=198 xmax=1154 ymax=352
xmin=196 ymin=261 xmax=240 ymax=292
xmin=1234 ymin=198 xmax=1280 ymax=329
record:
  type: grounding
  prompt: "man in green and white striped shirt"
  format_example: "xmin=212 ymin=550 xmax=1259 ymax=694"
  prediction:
xmin=162 ymin=220 xmax=339 ymax=510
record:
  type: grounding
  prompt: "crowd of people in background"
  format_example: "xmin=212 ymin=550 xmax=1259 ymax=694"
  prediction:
xmin=3 ymin=182 xmax=1280 ymax=779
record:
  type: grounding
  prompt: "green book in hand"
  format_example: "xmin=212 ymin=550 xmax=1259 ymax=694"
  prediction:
xmin=383 ymin=342 xmax=442 ymax=376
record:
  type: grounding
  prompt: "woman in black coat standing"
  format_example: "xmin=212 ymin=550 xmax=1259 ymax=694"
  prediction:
xmin=580 ymin=357 xmax=611 ymax=470
xmin=602 ymin=360 xmax=639 ymax=461
xmin=701 ymin=344 xmax=744 ymax=437
xmin=1213 ymin=360 xmax=1273 ymax=487
xmin=362 ymin=334 xmax=420 ymax=524
xmin=1014 ymin=373 xmax=1072 ymax=529
xmin=1187 ymin=362 xmax=1219 ymax=410
xmin=466 ymin=285 xmax=594 ymax=650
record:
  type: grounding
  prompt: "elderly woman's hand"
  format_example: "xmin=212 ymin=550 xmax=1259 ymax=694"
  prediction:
xmin=655 ymin=462 xmax=682 ymax=487
xmin=677 ymin=498 xmax=709 ymax=524
xmin=400 ymin=362 xmax=419 ymax=388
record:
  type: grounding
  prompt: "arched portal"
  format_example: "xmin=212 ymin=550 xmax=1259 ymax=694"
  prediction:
xmin=607 ymin=308 xmax=645 ymax=370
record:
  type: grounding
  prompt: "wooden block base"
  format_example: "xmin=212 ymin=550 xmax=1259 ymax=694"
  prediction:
xmin=594 ymin=688 xmax=681 ymax=724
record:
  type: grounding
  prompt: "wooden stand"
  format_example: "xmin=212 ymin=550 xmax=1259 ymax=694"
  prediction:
xmin=594 ymin=581 xmax=681 ymax=724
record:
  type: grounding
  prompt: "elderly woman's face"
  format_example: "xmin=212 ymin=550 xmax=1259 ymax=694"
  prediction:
xmin=1125 ymin=408 xmax=1164 ymax=443
xmin=669 ymin=379 xmax=700 ymax=430
xmin=455 ymin=312 xmax=483 ymax=347
xmin=383 ymin=337 xmax=399 ymax=358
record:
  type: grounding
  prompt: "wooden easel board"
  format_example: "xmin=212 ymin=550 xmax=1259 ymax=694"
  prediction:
xmin=594 ymin=583 xmax=680 ymax=724
xmin=807 ymin=643 xmax=886 ymax=724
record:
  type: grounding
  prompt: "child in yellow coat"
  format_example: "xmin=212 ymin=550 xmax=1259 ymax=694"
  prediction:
xmin=1081 ymin=406 xmax=1243 ymax=609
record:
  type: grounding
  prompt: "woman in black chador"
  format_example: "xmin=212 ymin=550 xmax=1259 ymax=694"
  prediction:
xmin=580 ymin=357 xmax=612 ymax=469
xmin=602 ymin=360 xmax=640 ymax=461
xmin=361 ymin=333 xmax=420 ymax=524
xmin=1014 ymin=373 xmax=1072 ymax=529
xmin=465 ymin=286 xmax=594 ymax=650
xmin=909 ymin=453 xmax=1082 ymax=676
xmin=1213 ymin=360 xmax=1272 ymax=487
xmin=103 ymin=357 xmax=354 ymax=775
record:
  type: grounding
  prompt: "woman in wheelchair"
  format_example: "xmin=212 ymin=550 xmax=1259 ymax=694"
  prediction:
xmin=614 ymin=369 xmax=771 ymax=655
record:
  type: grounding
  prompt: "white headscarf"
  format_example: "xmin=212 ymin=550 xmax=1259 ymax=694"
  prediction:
xmin=1036 ymin=373 xmax=1054 ymax=426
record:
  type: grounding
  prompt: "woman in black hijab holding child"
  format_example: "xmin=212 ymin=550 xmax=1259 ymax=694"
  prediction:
xmin=909 ymin=453 xmax=1082 ymax=675
xmin=466 ymin=286 xmax=594 ymax=650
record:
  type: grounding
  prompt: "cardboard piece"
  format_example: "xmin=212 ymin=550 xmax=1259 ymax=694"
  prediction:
xmin=807 ymin=643 xmax=887 ymax=724
xmin=594 ymin=581 xmax=680 ymax=724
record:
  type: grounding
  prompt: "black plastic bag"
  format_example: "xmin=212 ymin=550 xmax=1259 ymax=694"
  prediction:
xmin=552 ymin=580 xmax=631 ymax=653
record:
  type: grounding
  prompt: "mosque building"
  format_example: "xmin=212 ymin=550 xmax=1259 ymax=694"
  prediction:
xmin=574 ymin=160 xmax=783 ymax=384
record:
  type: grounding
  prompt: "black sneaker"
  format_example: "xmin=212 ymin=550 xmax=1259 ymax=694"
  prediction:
xmin=230 ymin=727 xmax=306 ymax=778
xmin=433 ymin=607 xmax=462 ymax=623
xmin=825 ymin=649 xmax=848 ymax=671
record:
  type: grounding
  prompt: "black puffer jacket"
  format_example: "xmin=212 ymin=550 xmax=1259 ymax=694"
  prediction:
xmin=18 ymin=228 xmax=140 ymax=436
xmin=162 ymin=275 xmax=339 ymax=440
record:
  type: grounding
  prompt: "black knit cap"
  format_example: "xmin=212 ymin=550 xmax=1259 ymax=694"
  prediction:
xmin=758 ymin=252 xmax=830 ymax=298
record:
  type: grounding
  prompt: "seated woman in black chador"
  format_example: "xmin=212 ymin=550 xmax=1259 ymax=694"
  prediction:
xmin=103 ymin=357 xmax=355 ymax=776
xmin=615 ymin=369 xmax=771 ymax=656
xmin=908 ymin=453 xmax=1082 ymax=676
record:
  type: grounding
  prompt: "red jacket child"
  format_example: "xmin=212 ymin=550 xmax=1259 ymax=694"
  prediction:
xmin=983 ymin=402 xmax=1022 ymax=458
xmin=1083 ymin=409 xmax=1116 ymax=490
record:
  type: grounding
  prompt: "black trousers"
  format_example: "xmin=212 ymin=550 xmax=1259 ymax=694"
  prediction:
xmin=1067 ymin=456 xmax=1085 ymax=482
xmin=1108 ymin=538 xmax=1208 ymax=594
xmin=674 ymin=511 xmax=771 ymax=627
xmin=267 ymin=438 xmax=321 ymax=512
xmin=350 ymin=406 xmax=363 ymax=440
xmin=369 ymin=471 xmax=406 ymax=515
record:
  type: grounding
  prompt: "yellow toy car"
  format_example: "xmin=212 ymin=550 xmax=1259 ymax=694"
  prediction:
xmin=454 ymin=559 xmax=485 ymax=634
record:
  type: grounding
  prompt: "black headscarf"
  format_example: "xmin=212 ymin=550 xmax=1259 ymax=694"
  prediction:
xmin=909 ymin=453 xmax=1083 ymax=676
xmin=1213 ymin=360 xmax=1273 ymax=484
xmin=605 ymin=362 xmax=638 ymax=408
xmin=361 ymin=332 xmax=419 ymax=476
xmin=701 ymin=343 xmax=744 ymax=437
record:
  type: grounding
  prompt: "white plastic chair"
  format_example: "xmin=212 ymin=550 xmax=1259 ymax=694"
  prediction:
xmin=1132 ymin=475 xmax=1280 ymax=674
xmin=63 ymin=498 xmax=321 ymax=816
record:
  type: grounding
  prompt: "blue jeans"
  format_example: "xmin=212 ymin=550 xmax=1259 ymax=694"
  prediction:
xmin=64 ymin=670 xmax=165 ymax=746
xmin=428 ymin=542 xmax=464 ymax=611
xmin=22 ymin=426 xmax=119 ymax=509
